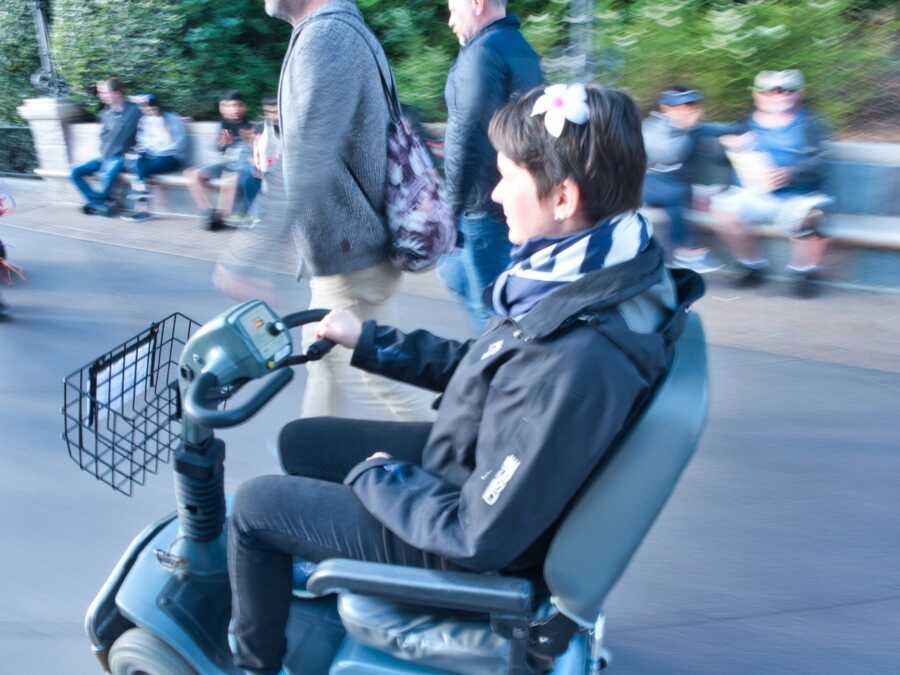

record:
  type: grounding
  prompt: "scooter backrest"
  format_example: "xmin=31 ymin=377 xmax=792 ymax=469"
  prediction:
xmin=543 ymin=312 xmax=709 ymax=626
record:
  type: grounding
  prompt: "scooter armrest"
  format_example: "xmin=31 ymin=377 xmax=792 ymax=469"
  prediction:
xmin=307 ymin=558 xmax=533 ymax=615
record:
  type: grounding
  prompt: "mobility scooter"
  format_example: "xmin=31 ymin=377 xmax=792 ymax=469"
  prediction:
xmin=63 ymin=299 xmax=709 ymax=674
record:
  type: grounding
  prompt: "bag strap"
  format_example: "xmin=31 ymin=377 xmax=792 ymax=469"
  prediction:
xmin=312 ymin=12 xmax=403 ymax=122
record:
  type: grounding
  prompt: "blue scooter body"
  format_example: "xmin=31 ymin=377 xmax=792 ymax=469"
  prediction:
xmin=88 ymin=508 xmax=588 ymax=675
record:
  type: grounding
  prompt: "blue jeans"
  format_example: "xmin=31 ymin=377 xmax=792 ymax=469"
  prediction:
xmin=439 ymin=212 xmax=511 ymax=331
xmin=643 ymin=173 xmax=693 ymax=248
xmin=125 ymin=154 xmax=183 ymax=182
xmin=238 ymin=165 xmax=262 ymax=214
xmin=70 ymin=156 xmax=126 ymax=206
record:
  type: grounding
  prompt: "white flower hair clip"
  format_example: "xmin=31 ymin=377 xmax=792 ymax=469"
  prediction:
xmin=531 ymin=83 xmax=590 ymax=138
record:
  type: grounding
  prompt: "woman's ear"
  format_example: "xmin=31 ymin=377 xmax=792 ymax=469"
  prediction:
xmin=553 ymin=178 xmax=582 ymax=223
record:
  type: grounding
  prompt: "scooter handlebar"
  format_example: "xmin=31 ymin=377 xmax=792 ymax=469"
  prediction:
xmin=184 ymin=368 xmax=294 ymax=429
xmin=271 ymin=308 xmax=337 ymax=363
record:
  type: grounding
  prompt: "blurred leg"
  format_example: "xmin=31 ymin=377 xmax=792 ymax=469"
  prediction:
xmin=70 ymin=158 xmax=103 ymax=205
xmin=459 ymin=213 xmax=511 ymax=332
xmin=187 ymin=167 xmax=213 ymax=212
xmin=96 ymin=156 xmax=126 ymax=202
xmin=217 ymin=171 xmax=239 ymax=215
xmin=301 ymin=261 xmax=436 ymax=421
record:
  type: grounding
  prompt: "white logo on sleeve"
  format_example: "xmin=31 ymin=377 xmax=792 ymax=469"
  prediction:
xmin=481 ymin=340 xmax=504 ymax=361
xmin=481 ymin=454 xmax=521 ymax=505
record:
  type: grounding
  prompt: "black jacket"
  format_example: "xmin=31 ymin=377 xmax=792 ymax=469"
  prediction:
xmin=443 ymin=16 xmax=543 ymax=219
xmin=346 ymin=243 xmax=704 ymax=571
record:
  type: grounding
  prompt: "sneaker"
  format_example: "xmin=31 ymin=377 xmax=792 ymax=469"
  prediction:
xmin=81 ymin=203 xmax=98 ymax=215
xmin=225 ymin=213 xmax=253 ymax=228
xmin=205 ymin=209 xmax=225 ymax=231
xmin=92 ymin=202 xmax=114 ymax=217
xmin=734 ymin=265 xmax=767 ymax=288
xmin=789 ymin=268 xmax=820 ymax=299
xmin=121 ymin=211 xmax=153 ymax=223
xmin=672 ymin=252 xmax=725 ymax=275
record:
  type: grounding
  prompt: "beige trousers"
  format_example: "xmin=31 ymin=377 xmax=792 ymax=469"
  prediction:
xmin=301 ymin=261 xmax=436 ymax=422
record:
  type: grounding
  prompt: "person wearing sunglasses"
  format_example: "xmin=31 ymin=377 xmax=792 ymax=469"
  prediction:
xmin=711 ymin=69 xmax=832 ymax=297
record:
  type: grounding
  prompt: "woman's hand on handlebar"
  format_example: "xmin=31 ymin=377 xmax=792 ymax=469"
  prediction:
xmin=315 ymin=310 xmax=362 ymax=349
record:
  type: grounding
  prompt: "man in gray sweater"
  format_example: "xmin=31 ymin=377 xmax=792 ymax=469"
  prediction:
xmin=264 ymin=0 xmax=433 ymax=421
xmin=69 ymin=78 xmax=141 ymax=217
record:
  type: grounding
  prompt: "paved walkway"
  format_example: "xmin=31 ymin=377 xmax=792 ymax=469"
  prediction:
xmin=2 ymin=179 xmax=899 ymax=375
xmin=1 ymin=220 xmax=899 ymax=675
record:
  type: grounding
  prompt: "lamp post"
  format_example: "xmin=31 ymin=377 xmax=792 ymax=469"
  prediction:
xmin=17 ymin=0 xmax=79 ymax=182
xmin=29 ymin=0 xmax=69 ymax=98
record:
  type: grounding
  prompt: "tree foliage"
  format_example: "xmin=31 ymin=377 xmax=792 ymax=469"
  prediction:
xmin=51 ymin=0 xmax=291 ymax=119
xmin=0 ymin=0 xmax=895 ymax=131
xmin=593 ymin=0 xmax=899 ymax=128
xmin=0 ymin=0 xmax=40 ymax=123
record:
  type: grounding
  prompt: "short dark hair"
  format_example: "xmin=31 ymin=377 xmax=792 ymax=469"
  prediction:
xmin=221 ymin=90 xmax=244 ymax=103
xmin=103 ymin=78 xmax=125 ymax=94
xmin=489 ymin=84 xmax=646 ymax=224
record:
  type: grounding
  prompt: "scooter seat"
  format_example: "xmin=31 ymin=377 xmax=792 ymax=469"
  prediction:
xmin=336 ymin=594 xmax=508 ymax=675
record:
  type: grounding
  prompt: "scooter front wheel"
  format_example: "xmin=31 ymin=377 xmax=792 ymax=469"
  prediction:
xmin=108 ymin=627 xmax=198 ymax=675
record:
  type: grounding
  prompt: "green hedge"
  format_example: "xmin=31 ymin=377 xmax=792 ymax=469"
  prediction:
xmin=0 ymin=0 xmax=40 ymax=123
xmin=0 ymin=126 xmax=38 ymax=176
xmin=52 ymin=0 xmax=291 ymax=119
xmin=1 ymin=0 xmax=895 ymax=130
xmin=594 ymin=0 xmax=899 ymax=129
xmin=48 ymin=0 xmax=567 ymax=122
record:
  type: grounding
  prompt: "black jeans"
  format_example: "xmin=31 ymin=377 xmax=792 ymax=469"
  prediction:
xmin=228 ymin=418 xmax=458 ymax=674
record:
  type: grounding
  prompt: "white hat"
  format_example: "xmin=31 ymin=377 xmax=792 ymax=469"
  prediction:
xmin=753 ymin=69 xmax=805 ymax=92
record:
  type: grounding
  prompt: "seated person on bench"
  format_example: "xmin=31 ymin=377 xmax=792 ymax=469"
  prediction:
xmin=227 ymin=84 xmax=704 ymax=675
xmin=121 ymin=94 xmax=189 ymax=222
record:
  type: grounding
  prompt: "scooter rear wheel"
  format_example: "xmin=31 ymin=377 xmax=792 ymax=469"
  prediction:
xmin=108 ymin=627 xmax=198 ymax=675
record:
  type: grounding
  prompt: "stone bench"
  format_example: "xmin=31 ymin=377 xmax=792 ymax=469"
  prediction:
xmin=24 ymin=109 xmax=237 ymax=216
xmin=641 ymin=140 xmax=900 ymax=258
xmin=16 ymin=98 xmax=900 ymax=286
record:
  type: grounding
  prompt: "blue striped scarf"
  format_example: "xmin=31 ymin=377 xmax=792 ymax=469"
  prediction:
xmin=489 ymin=210 xmax=653 ymax=318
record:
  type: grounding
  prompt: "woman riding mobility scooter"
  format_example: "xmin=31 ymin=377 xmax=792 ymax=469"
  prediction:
xmin=63 ymin=84 xmax=710 ymax=674
xmin=63 ymin=296 xmax=707 ymax=675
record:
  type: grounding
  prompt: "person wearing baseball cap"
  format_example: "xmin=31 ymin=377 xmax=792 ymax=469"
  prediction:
xmin=121 ymin=93 xmax=189 ymax=222
xmin=642 ymin=85 xmax=741 ymax=273
xmin=710 ymin=69 xmax=832 ymax=297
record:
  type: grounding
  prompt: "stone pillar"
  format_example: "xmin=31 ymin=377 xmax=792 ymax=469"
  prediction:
xmin=17 ymin=97 xmax=83 ymax=176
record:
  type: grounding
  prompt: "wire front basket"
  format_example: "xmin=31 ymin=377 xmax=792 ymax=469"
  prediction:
xmin=63 ymin=313 xmax=202 ymax=496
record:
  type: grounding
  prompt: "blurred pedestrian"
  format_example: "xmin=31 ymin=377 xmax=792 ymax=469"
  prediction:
xmin=69 ymin=78 xmax=141 ymax=217
xmin=711 ymin=70 xmax=832 ymax=297
xmin=186 ymin=90 xmax=256 ymax=231
xmin=642 ymin=85 xmax=739 ymax=273
xmin=121 ymin=94 xmax=189 ymax=222
xmin=262 ymin=0 xmax=434 ymax=421
xmin=440 ymin=0 xmax=543 ymax=330
xmin=0 ymin=184 xmax=25 ymax=316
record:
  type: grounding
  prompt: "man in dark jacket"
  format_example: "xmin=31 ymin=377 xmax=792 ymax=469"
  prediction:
xmin=440 ymin=0 xmax=542 ymax=330
xmin=69 ymin=78 xmax=141 ymax=217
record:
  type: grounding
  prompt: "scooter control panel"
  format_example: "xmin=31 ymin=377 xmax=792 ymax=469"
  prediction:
xmin=229 ymin=301 xmax=292 ymax=370
xmin=178 ymin=300 xmax=294 ymax=391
